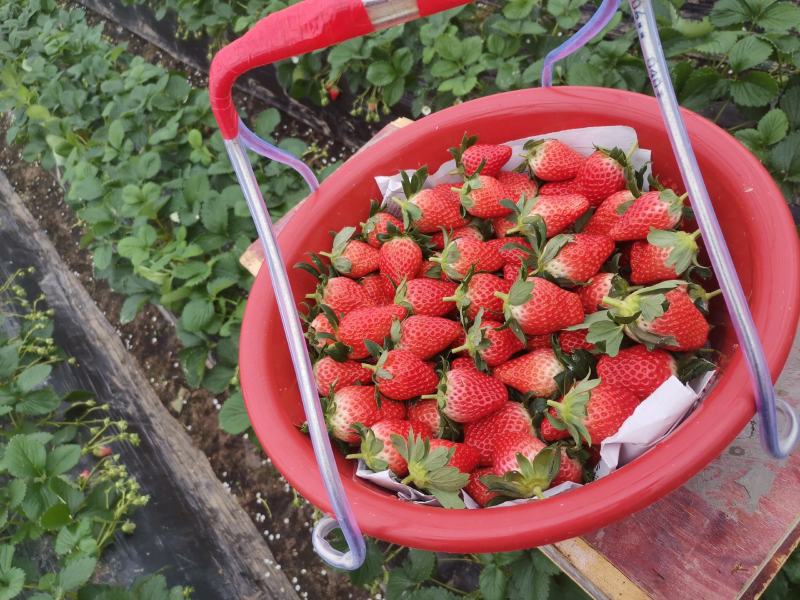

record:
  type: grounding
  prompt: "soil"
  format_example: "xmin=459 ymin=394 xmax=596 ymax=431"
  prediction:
xmin=1 ymin=8 xmax=363 ymax=600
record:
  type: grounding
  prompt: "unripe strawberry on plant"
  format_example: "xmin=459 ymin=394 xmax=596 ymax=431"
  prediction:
xmin=464 ymin=401 xmax=533 ymax=465
xmin=320 ymin=226 xmax=379 ymax=278
xmin=576 ymin=147 xmax=630 ymax=205
xmin=523 ymin=138 xmax=584 ymax=181
xmin=629 ymin=229 xmax=703 ymax=284
xmin=540 ymin=378 xmax=640 ymax=446
xmin=493 ymin=348 xmax=564 ymax=397
xmin=596 ymin=344 xmax=677 ymax=400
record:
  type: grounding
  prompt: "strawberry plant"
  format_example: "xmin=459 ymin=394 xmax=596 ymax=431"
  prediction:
xmin=0 ymin=270 xmax=189 ymax=599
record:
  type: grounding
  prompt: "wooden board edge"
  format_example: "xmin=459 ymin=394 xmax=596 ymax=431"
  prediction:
xmin=541 ymin=538 xmax=651 ymax=600
xmin=740 ymin=517 xmax=800 ymax=600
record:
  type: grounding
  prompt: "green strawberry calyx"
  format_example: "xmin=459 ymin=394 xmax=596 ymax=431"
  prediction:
xmin=546 ymin=376 xmax=601 ymax=446
xmin=430 ymin=233 xmax=466 ymax=280
xmin=394 ymin=166 xmax=429 ymax=229
xmin=502 ymin=194 xmax=547 ymax=245
xmin=481 ymin=446 xmax=561 ymax=500
xmin=392 ymin=430 xmax=468 ymax=509
xmin=346 ymin=424 xmax=389 ymax=472
xmin=450 ymin=309 xmax=491 ymax=369
xmin=319 ymin=226 xmax=358 ymax=274
xmin=647 ymin=229 xmax=703 ymax=275
xmin=494 ymin=276 xmax=535 ymax=344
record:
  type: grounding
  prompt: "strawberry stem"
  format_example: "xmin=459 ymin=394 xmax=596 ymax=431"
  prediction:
xmin=706 ymin=289 xmax=722 ymax=299
xmin=533 ymin=486 xmax=545 ymax=500
xmin=601 ymin=296 xmax=627 ymax=310
xmin=689 ymin=229 xmax=701 ymax=240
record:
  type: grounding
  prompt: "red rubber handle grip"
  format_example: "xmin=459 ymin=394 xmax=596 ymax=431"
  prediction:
xmin=210 ymin=0 xmax=472 ymax=139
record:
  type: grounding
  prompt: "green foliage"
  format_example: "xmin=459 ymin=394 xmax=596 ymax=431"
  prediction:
xmin=0 ymin=270 xmax=189 ymax=600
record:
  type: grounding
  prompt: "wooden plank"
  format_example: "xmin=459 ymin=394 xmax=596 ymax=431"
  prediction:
xmin=0 ymin=170 xmax=298 ymax=600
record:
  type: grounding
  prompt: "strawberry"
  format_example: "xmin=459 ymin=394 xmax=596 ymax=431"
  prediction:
xmin=461 ymin=143 xmax=512 ymax=178
xmin=493 ymin=348 xmax=564 ymax=397
xmin=408 ymin=399 xmax=443 ymax=437
xmin=433 ymin=237 xmax=504 ymax=280
xmin=579 ymin=272 xmax=616 ymax=313
xmin=463 ymin=402 xmax=533 ymax=465
xmin=465 ymin=467 xmax=498 ymax=507
xmin=526 ymin=334 xmax=552 ymax=351
xmin=593 ymin=284 xmax=711 ymax=353
xmin=379 ymin=236 xmax=423 ymax=285
xmin=399 ymin=278 xmax=458 ymax=316
xmin=324 ymin=386 xmax=399 ymax=443
xmin=308 ymin=312 xmax=336 ymax=349
xmin=490 ymin=236 xmax=533 ymax=269
xmin=364 ymin=349 xmax=439 ymax=401
xmin=539 ymin=179 xmax=581 ymax=196
xmin=347 ymin=419 xmax=417 ymax=475
xmin=417 ymin=260 xmax=448 ymax=280
xmin=443 ymin=273 xmax=511 ymax=320
xmin=428 ymin=367 xmax=508 ymax=423
xmin=558 ymin=329 xmax=594 ymax=354
xmin=583 ymin=190 xmax=635 ymax=236
xmin=523 ymin=139 xmax=584 ymax=181
xmin=394 ymin=315 xmax=463 ymax=359
xmin=503 ymin=262 xmax=521 ymax=281
xmin=321 ymin=227 xmax=379 ymax=278
xmin=629 ymin=229 xmax=702 ymax=284
xmin=391 ymin=431 xmax=470 ymax=507
xmin=396 ymin=172 xmax=470 ymax=233
xmin=609 ymin=189 xmax=686 ymax=241
xmin=575 ymin=148 xmax=629 ymax=205
xmin=502 ymin=193 xmax=591 ymax=238
xmin=541 ymin=233 xmax=615 ymax=283
xmin=376 ymin=397 xmax=408 ymax=421
xmin=459 ymin=174 xmax=512 ymax=219
xmin=314 ymin=356 xmax=372 ymax=392
xmin=450 ymin=356 xmax=479 ymax=371
xmin=596 ymin=345 xmax=676 ymax=400
xmin=497 ymin=171 xmax=537 ymax=203
xmin=337 ymin=304 xmax=406 ymax=359
xmin=452 ymin=313 xmax=524 ymax=368
xmin=428 ymin=439 xmax=480 ymax=474
xmin=486 ymin=433 xmax=580 ymax=498
xmin=318 ymin=277 xmax=373 ymax=314
xmin=540 ymin=379 xmax=639 ymax=446
xmin=497 ymin=277 xmax=584 ymax=336
xmin=360 ymin=273 xmax=394 ymax=306
xmin=361 ymin=211 xmax=403 ymax=248
xmin=430 ymin=225 xmax=483 ymax=250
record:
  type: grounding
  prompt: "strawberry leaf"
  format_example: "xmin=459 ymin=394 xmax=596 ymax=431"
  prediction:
xmin=638 ymin=294 xmax=667 ymax=321
xmin=508 ymin=279 xmax=534 ymax=306
xmin=586 ymin=318 xmax=625 ymax=356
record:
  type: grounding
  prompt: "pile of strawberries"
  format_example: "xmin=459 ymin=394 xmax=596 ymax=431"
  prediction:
xmin=300 ymin=134 xmax=717 ymax=509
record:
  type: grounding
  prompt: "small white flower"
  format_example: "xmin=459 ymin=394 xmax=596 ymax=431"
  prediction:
xmin=421 ymin=105 xmax=431 ymax=116
xmin=169 ymin=211 xmax=180 ymax=222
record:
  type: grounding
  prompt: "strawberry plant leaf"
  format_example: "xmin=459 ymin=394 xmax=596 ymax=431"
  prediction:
xmin=479 ymin=564 xmax=508 ymax=600
xmin=406 ymin=549 xmax=436 ymax=582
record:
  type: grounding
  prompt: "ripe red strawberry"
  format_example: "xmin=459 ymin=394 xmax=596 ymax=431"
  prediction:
xmin=324 ymin=385 xmax=384 ymax=443
xmin=498 ymin=277 xmax=584 ymax=336
xmin=629 ymin=230 xmax=701 ymax=285
xmin=319 ymin=277 xmax=373 ymax=314
xmin=523 ymin=139 xmax=584 ymax=181
xmin=360 ymin=273 xmax=394 ymax=306
xmin=361 ymin=211 xmax=403 ymax=248
xmin=308 ymin=312 xmax=336 ymax=349
xmin=395 ymin=315 xmax=463 ymax=359
xmin=493 ymin=348 xmax=564 ymax=397
xmin=430 ymin=225 xmax=483 ymax=250
xmin=497 ymin=171 xmax=537 ymax=202
xmin=401 ymin=278 xmax=458 ymax=316
xmin=322 ymin=227 xmax=379 ymax=278
xmin=431 ymin=367 xmax=508 ymax=423
xmin=490 ymin=236 xmax=533 ymax=269
xmin=365 ymin=349 xmax=439 ymax=401
xmin=503 ymin=262 xmax=521 ymax=281
xmin=576 ymin=148 xmax=628 ymax=205
xmin=630 ymin=287 xmax=710 ymax=351
xmin=503 ymin=193 xmax=591 ymax=238
xmin=428 ymin=439 xmax=480 ymax=474
xmin=398 ymin=183 xmax=470 ymax=233
xmin=490 ymin=433 xmax=582 ymax=494
xmin=348 ymin=419 xmax=417 ymax=475
xmin=444 ymin=273 xmax=511 ymax=320
xmin=408 ymin=399 xmax=443 ymax=437
xmin=558 ymin=329 xmax=594 ymax=354
xmin=453 ymin=315 xmax=524 ymax=368
xmin=583 ymin=190 xmax=634 ymax=236
xmin=379 ymin=236 xmax=423 ymax=285
xmin=542 ymin=233 xmax=615 ymax=283
xmin=376 ymin=398 xmax=407 ymax=421
xmin=526 ymin=334 xmax=552 ymax=351
xmin=314 ymin=357 xmax=372 ymax=392
xmin=450 ymin=356 xmax=479 ymax=371
xmin=540 ymin=379 xmax=639 ymax=446
xmin=465 ymin=467 xmax=498 ymax=507
xmin=462 ymin=143 xmax=512 ymax=177
xmin=464 ymin=402 xmax=533 ymax=465
xmin=539 ymin=179 xmax=581 ymax=195
xmin=579 ymin=272 xmax=615 ymax=313
xmin=597 ymin=345 xmax=676 ymax=400
xmin=417 ymin=260 xmax=448 ymax=280
xmin=337 ymin=304 xmax=406 ymax=359
xmin=434 ymin=237 xmax=505 ymax=280
xmin=459 ymin=175 xmax=512 ymax=219
xmin=609 ymin=189 xmax=685 ymax=241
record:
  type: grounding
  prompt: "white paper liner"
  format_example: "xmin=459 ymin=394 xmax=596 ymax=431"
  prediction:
xmin=357 ymin=126 xmax=709 ymax=508
xmin=375 ymin=126 xmax=652 ymax=218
